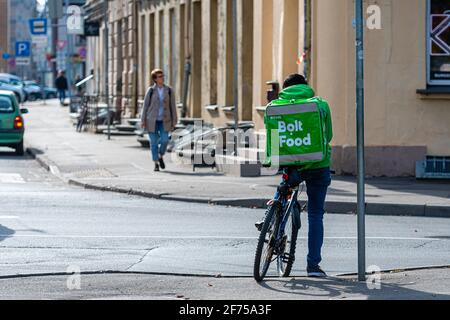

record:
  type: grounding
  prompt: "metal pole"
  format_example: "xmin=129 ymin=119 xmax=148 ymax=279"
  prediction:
xmin=133 ymin=0 xmax=139 ymax=118
xmin=232 ymin=0 xmax=238 ymax=156
xmin=355 ymin=0 xmax=366 ymax=282
xmin=181 ymin=0 xmax=192 ymax=119
xmin=64 ymin=0 xmax=72 ymax=103
xmin=104 ymin=0 xmax=110 ymax=140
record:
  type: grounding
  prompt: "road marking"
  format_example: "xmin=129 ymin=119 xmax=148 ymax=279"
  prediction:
xmin=0 ymin=173 xmax=25 ymax=184
xmin=0 ymin=235 xmax=444 ymax=241
xmin=0 ymin=216 xmax=20 ymax=219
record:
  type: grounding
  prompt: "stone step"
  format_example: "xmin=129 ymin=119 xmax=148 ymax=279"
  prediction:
xmin=115 ymin=124 xmax=137 ymax=132
xmin=101 ymin=129 xmax=136 ymax=136
xmin=215 ymin=154 xmax=261 ymax=177
xmin=236 ymin=147 xmax=266 ymax=162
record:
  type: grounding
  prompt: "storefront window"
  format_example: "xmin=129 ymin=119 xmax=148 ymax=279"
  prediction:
xmin=427 ymin=0 xmax=450 ymax=85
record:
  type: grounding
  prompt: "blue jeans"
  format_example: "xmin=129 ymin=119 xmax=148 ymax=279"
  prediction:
xmin=149 ymin=121 xmax=169 ymax=162
xmin=58 ymin=89 xmax=66 ymax=103
xmin=275 ymin=167 xmax=331 ymax=269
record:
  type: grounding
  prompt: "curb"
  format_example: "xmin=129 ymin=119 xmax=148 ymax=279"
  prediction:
xmin=26 ymin=147 xmax=65 ymax=181
xmin=26 ymin=147 xmax=450 ymax=218
xmin=1 ymin=265 xmax=449 ymax=280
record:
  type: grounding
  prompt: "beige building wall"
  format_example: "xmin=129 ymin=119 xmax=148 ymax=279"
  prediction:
xmin=86 ymin=0 xmax=450 ymax=176
xmin=312 ymin=0 xmax=450 ymax=176
xmin=0 ymin=0 xmax=9 ymax=73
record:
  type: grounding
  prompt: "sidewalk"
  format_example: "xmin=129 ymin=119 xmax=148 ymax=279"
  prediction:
xmin=23 ymin=99 xmax=450 ymax=217
xmin=0 ymin=266 xmax=449 ymax=299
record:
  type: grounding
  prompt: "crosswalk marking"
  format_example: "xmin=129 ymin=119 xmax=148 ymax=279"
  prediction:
xmin=0 ymin=173 xmax=25 ymax=184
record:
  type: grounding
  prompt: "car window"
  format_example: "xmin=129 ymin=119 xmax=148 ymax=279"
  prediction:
xmin=0 ymin=96 xmax=14 ymax=113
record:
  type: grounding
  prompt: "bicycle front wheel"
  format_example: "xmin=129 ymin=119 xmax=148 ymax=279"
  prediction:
xmin=277 ymin=205 xmax=300 ymax=278
xmin=253 ymin=203 xmax=280 ymax=282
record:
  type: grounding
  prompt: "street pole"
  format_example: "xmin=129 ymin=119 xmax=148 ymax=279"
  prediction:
xmin=355 ymin=0 xmax=366 ymax=282
xmin=181 ymin=0 xmax=192 ymax=119
xmin=104 ymin=0 xmax=110 ymax=140
xmin=232 ymin=0 xmax=238 ymax=156
xmin=65 ymin=0 xmax=72 ymax=102
xmin=133 ymin=0 xmax=139 ymax=118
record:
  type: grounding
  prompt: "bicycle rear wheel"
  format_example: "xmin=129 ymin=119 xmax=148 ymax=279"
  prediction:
xmin=253 ymin=203 xmax=280 ymax=282
xmin=276 ymin=204 xmax=300 ymax=278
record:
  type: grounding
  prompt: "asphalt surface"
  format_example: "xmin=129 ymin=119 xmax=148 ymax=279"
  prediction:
xmin=1 ymin=150 xmax=450 ymax=283
xmin=1 ymin=268 xmax=450 ymax=300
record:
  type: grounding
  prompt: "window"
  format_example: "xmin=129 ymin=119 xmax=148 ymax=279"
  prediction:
xmin=0 ymin=96 xmax=14 ymax=113
xmin=427 ymin=0 xmax=450 ymax=85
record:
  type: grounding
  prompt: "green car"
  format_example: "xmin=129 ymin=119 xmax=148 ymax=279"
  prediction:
xmin=0 ymin=90 xmax=28 ymax=155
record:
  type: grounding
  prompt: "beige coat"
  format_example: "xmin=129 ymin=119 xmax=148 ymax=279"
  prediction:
xmin=140 ymin=84 xmax=178 ymax=133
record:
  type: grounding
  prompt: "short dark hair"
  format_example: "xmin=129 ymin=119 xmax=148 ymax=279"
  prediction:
xmin=283 ymin=74 xmax=308 ymax=89
xmin=151 ymin=69 xmax=164 ymax=81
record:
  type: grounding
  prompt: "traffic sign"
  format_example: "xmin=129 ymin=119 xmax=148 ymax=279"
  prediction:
xmin=16 ymin=57 xmax=30 ymax=66
xmin=2 ymin=53 xmax=10 ymax=60
xmin=32 ymin=35 xmax=48 ymax=48
xmin=15 ymin=41 xmax=31 ymax=57
xmin=57 ymin=40 xmax=66 ymax=50
xmin=29 ymin=18 xmax=47 ymax=35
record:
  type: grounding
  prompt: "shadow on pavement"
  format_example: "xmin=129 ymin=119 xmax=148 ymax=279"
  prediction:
xmin=161 ymin=170 xmax=223 ymax=177
xmin=0 ymin=224 xmax=15 ymax=242
xmin=0 ymin=150 xmax=29 ymax=160
xmin=258 ymin=276 xmax=450 ymax=300
xmin=24 ymin=147 xmax=44 ymax=156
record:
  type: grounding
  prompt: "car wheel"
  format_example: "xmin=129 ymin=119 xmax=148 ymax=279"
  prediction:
xmin=15 ymin=140 xmax=24 ymax=156
xmin=29 ymin=93 xmax=37 ymax=101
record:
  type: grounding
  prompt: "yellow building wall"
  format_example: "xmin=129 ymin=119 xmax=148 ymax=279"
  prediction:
xmin=313 ymin=0 xmax=450 ymax=156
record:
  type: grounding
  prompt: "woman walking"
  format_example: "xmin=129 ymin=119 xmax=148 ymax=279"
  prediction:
xmin=140 ymin=69 xmax=178 ymax=171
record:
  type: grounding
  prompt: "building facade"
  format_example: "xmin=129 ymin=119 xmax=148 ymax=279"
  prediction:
xmin=84 ymin=0 xmax=450 ymax=177
xmin=0 ymin=0 xmax=9 ymax=73
xmin=8 ymin=0 xmax=37 ymax=79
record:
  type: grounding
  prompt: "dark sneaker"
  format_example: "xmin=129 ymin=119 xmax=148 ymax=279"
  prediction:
xmin=307 ymin=266 xmax=327 ymax=278
xmin=154 ymin=163 xmax=160 ymax=172
xmin=158 ymin=157 xmax=166 ymax=170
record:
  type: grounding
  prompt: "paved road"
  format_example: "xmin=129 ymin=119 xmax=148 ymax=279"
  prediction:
xmin=1 ymin=268 xmax=450 ymax=300
xmin=1 ymin=150 xmax=450 ymax=279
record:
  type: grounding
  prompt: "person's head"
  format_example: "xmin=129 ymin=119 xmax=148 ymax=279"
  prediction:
xmin=151 ymin=69 xmax=165 ymax=86
xmin=58 ymin=70 xmax=65 ymax=77
xmin=283 ymin=73 xmax=308 ymax=89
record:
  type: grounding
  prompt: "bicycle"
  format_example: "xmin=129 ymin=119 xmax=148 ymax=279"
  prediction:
xmin=76 ymin=96 xmax=89 ymax=132
xmin=253 ymin=172 xmax=306 ymax=282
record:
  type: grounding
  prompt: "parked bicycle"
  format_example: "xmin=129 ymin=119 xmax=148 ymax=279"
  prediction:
xmin=76 ymin=96 xmax=89 ymax=132
xmin=253 ymin=172 xmax=306 ymax=282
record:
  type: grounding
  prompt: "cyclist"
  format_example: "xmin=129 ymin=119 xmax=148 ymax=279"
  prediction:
xmin=256 ymin=73 xmax=333 ymax=278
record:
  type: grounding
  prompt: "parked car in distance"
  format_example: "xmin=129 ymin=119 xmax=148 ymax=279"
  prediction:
xmin=23 ymin=80 xmax=43 ymax=101
xmin=0 ymin=80 xmax=26 ymax=103
xmin=43 ymin=86 xmax=58 ymax=99
xmin=23 ymin=80 xmax=58 ymax=100
xmin=0 ymin=90 xmax=28 ymax=155
xmin=0 ymin=73 xmax=27 ymax=103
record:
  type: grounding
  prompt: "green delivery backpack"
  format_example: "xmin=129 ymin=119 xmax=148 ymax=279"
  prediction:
xmin=264 ymin=97 xmax=328 ymax=167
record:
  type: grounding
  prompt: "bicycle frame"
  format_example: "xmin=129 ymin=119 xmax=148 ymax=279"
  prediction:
xmin=273 ymin=186 xmax=302 ymax=254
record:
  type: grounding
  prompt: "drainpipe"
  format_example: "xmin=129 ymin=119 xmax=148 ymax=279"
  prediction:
xmin=133 ymin=0 xmax=139 ymax=117
xmin=303 ymin=0 xmax=311 ymax=80
xmin=181 ymin=0 xmax=192 ymax=119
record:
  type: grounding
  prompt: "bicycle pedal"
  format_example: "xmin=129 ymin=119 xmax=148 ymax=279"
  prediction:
xmin=254 ymin=221 xmax=263 ymax=232
xmin=281 ymin=253 xmax=295 ymax=263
